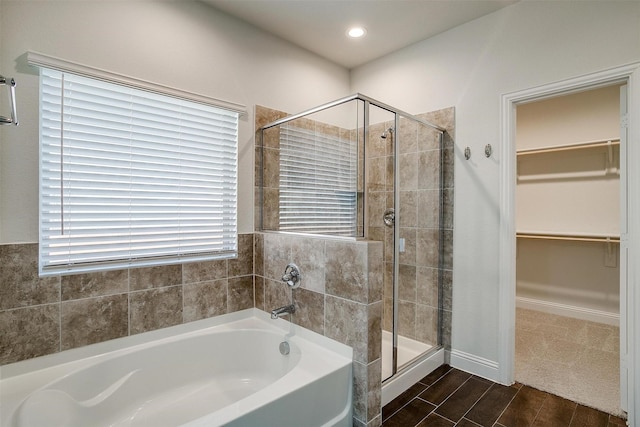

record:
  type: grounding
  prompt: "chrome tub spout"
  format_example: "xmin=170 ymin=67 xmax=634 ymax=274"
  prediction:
xmin=270 ymin=304 xmax=296 ymax=319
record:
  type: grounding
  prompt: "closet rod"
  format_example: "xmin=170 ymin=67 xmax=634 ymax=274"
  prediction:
xmin=516 ymin=232 xmax=620 ymax=243
xmin=517 ymin=138 xmax=619 ymax=156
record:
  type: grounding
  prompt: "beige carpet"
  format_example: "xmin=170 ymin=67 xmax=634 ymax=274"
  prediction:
xmin=515 ymin=307 xmax=624 ymax=417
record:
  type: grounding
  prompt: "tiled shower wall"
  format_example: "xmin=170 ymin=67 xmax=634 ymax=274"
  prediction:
xmin=254 ymin=232 xmax=383 ymax=426
xmin=0 ymin=234 xmax=254 ymax=365
xmin=255 ymin=106 xmax=287 ymax=231
xmin=255 ymin=105 xmax=364 ymax=234
xmin=367 ymin=108 xmax=455 ymax=350
xmin=417 ymin=108 xmax=455 ymax=352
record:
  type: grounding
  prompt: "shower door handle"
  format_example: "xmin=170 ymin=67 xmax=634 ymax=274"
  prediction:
xmin=383 ymin=208 xmax=395 ymax=227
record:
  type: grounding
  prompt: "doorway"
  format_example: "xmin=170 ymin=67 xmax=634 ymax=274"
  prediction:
xmin=514 ymin=85 xmax=622 ymax=416
xmin=497 ymin=62 xmax=640 ymax=426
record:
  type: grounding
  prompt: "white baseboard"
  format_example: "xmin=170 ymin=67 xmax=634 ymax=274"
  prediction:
xmin=516 ymin=296 xmax=619 ymax=326
xmin=449 ymin=349 xmax=500 ymax=383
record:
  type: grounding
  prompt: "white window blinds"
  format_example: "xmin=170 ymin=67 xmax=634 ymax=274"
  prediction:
xmin=39 ymin=68 xmax=238 ymax=275
xmin=279 ymin=125 xmax=357 ymax=236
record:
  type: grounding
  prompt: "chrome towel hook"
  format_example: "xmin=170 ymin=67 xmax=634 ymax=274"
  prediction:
xmin=484 ymin=144 xmax=492 ymax=158
xmin=0 ymin=75 xmax=18 ymax=126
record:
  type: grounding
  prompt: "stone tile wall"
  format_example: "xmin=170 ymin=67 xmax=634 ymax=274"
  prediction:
xmin=367 ymin=107 xmax=455 ymax=351
xmin=255 ymin=104 xmax=364 ymax=235
xmin=0 ymin=234 xmax=254 ymax=365
xmin=254 ymin=231 xmax=384 ymax=427
xmin=417 ymin=108 xmax=455 ymax=351
xmin=255 ymin=105 xmax=288 ymax=231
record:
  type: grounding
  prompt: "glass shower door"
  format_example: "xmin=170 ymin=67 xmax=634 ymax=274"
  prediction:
xmin=376 ymin=111 xmax=443 ymax=383
xmin=393 ymin=115 xmax=441 ymax=376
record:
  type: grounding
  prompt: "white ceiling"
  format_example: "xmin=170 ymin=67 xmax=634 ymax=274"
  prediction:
xmin=203 ymin=0 xmax=518 ymax=69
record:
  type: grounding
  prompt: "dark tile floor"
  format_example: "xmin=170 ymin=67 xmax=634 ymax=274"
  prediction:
xmin=382 ymin=365 xmax=627 ymax=427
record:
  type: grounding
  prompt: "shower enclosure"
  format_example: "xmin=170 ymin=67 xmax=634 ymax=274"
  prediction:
xmin=257 ymin=93 xmax=447 ymax=402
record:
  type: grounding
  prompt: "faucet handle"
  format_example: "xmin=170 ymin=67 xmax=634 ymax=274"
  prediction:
xmin=282 ymin=263 xmax=301 ymax=289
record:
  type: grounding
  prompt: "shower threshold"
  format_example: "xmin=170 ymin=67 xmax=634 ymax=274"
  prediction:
xmin=381 ymin=330 xmax=445 ymax=406
xmin=381 ymin=330 xmax=432 ymax=379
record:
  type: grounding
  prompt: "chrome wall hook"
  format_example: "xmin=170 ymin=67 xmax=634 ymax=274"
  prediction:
xmin=485 ymin=144 xmax=493 ymax=158
xmin=464 ymin=147 xmax=471 ymax=160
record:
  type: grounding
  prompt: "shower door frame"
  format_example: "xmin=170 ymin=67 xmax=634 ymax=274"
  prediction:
xmin=382 ymin=110 xmax=447 ymax=384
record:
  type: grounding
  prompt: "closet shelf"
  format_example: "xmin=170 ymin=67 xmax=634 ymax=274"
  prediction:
xmin=516 ymin=231 xmax=620 ymax=243
xmin=516 ymin=138 xmax=620 ymax=156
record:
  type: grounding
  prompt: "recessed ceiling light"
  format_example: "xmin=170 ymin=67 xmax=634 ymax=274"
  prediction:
xmin=347 ymin=27 xmax=367 ymax=38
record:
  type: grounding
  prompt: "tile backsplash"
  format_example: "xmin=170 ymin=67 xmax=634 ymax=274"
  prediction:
xmin=0 ymin=234 xmax=254 ymax=365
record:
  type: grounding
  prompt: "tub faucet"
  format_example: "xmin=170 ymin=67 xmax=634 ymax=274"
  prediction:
xmin=271 ymin=304 xmax=296 ymax=319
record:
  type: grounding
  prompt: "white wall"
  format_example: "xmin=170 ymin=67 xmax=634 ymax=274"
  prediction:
xmin=351 ymin=1 xmax=640 ymax=367
xmin=0 ymin=0 xmax=350 ymax=242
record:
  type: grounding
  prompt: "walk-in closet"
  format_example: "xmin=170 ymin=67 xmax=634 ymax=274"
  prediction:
xmin=514 ymin=84 xmax=624 ymax=416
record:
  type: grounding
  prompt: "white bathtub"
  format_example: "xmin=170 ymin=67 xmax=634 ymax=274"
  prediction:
xmin=0 ymin=308 xmax=353 ymax=427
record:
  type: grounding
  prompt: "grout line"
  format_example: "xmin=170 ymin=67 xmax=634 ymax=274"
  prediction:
xmin=127 ymin=291 xmax=131 ymax=336
xmin=57 ymin=274 xmax=63 ymax=352
xmin=567 ymin=404 xmax=578 ymax=427
xmin=431 ymin=410 xmax=457 ymax=425
xmin=58 ymin=299 xmax=62 ymax=353
xmin=411 ymin=373 xmax=474 ymax=425
xmin=450 ymin=377 xmax=513 ymax=426
xmin=417 ymin=365 xmax=451 ymax=388
xmin=0 ymin=301 xmax=60 ymax=313
xmin=458 ymin=417 xmax=483 ymax=426
xmin=390 ymin=366 xmax=454 ymax=419
xmin=430 ymin=374 xmax=472 ymax=409
xmin=455 ymin=382 xmax=495 ymax=425
xmin=412 ymin=408 xmax=434 ymax=426
xmin=382 ymin=387 xmax=427 ymax=422
xmin=382 ymin=366 xmax=446 ymax=422
xmin=426 ymin=412 xmax=455 ymax=426
xmin=530 ymin=392 xmax=549 ymax=426
xmin=490 ymin=385 xmax=522 ymax=426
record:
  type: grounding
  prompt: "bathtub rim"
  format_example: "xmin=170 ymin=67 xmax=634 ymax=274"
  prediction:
xmin=0 ymin=308 xmax=352 ymax=381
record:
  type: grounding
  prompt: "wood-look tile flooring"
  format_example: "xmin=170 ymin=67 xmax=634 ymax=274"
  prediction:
xmin=382 ymin=365 xmax=627 ymax=427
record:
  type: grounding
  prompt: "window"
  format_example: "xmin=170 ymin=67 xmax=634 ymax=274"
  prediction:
xmin=39 ymin=68 xmax=239 ymax=275
xmin=279 ymin=124 xmax=357 ymax=236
